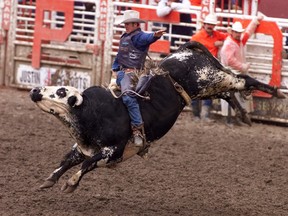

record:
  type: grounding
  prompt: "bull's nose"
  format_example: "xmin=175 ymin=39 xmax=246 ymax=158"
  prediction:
xmin=30 ymin=87 xmax=43 ymax=102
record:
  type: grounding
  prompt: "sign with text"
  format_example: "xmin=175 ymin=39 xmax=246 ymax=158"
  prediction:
xmin=2 ymin=0 xmax=11 ymax=30
xmin=98 ymin=0 xmax=108 ymax=41
xmin=16 ymin=64 xmax=57 ymax=86
xmin=200 ymin=0 xmax=211 ymax=21
xmin=16 ymin=64 xmax=91 ymax=92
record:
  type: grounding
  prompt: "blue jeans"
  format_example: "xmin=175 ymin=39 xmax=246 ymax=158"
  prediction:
xmin=191 ymin=99 xmax=212 ymax=117
xmin=117 ymin=70 xmax=143 ymax=127
xmin=122 ymin=95 xmax=143 ymax=126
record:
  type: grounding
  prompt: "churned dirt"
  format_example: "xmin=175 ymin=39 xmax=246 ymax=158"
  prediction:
xmin=1 ymin=86 xmax=288 ymax=216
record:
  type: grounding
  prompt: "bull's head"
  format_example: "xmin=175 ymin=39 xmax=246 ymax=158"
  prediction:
xmin=30 ymin=86 xmax=83 ymax=116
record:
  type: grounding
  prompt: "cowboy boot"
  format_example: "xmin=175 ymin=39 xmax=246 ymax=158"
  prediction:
xmin=131 ymin=124 xmax=144 ymax=147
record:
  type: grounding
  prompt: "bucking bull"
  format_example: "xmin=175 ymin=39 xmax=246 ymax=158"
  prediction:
xmin=30 ymin=41 xmax=285 ymax=193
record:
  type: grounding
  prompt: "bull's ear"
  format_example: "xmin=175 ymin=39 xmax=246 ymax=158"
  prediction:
xmin=67 ymin=96 xmax=77 ymax=107
xmin=68 ymin=93 xmax=83 ymax=107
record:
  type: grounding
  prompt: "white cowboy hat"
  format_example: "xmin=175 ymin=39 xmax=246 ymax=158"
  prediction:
xmin=115 ymin=10 xmax=146 ymax=25
xmin=231 ymin=21 xmax=245 ymax=32
xmin=203 ymin=14 xmax=218 ymax=25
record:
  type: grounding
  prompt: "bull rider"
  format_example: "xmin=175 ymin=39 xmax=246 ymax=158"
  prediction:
xmin=109 ymin=10 xmax=166 ymax=147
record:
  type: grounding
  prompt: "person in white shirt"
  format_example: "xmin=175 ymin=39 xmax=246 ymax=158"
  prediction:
xmin=220 ymin=15 xmax=264 ymax=125
xmin=156 ymin=0 xmax=193 ymax=46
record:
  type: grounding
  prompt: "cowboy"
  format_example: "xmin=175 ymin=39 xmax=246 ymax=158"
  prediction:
xmin=220 ymin=15 xmax=264 ymax=125
xmin=190 ymin=13 xmax=228 ymax=122
xmin=110 ymin=10 xmax=166 ymax=147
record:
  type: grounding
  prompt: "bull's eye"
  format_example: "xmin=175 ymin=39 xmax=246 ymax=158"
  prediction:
xmin=56 ymin=88 xmax=67 ymax=98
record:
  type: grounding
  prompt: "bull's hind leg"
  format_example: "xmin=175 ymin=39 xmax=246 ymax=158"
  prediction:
xmin=219 ymin=92 xmax=251 ymax=126
xmin=228 ymin=92 xmax=252 ymax=126
xmin=61 ymin=146 xmax=117 ymax=193
xmin=40 ymin=144 xmax=85 ymax=189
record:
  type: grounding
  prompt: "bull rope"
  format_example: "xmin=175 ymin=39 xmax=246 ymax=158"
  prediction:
xmin=147 ymin=58 xmax=191 ymax=106
xmin=145 ymin=66 xmax=192 ymax=106
xmin=109 ymin=88 xmax=150 ymax=100
xmin=108 ymin=64 xmax=191 ymax=106
xmin=167 ymin=74 xmax=191 ymax=106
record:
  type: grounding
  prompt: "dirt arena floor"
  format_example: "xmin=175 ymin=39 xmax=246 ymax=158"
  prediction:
xmin=1 ymin=86 xmax=288 ymax=216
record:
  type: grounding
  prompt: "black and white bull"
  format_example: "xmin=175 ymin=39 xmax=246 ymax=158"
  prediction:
xmin=30 ymin=41 xmax=285 ymax=193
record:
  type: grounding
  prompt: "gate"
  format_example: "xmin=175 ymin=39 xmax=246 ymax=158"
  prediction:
xmin=5 ymin=0 xmax=112 ymax=92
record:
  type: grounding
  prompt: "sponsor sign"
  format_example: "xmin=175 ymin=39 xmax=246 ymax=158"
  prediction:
xmin=98 ymin=0 xmax=108 ymax=41
xmin=16 ymin=65 xmax=91 ymax=92
xmin=2 ymin=0 xmax=11 ymax=30
xmin=200 ymin=0 xmax=210 ymax=20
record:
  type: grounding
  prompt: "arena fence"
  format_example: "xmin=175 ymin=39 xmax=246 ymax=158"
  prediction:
xmin=1 ymin=0 xmax=288 ymax=123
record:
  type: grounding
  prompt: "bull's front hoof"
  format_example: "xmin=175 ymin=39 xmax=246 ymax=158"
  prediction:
xmin=61 ymin=182 xmax=78 ymax=193
xmin=276 ymin=89 xmax=286 ymax=99
xmin=40 ymin=179 xmax=56 ymax=189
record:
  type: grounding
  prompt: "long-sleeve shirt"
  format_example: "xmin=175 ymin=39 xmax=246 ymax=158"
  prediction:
xmin=112 ymin=29 xmax=159 ymax=71
xmin=191 ymin=29 xmax=228 ymax=57
xmin=156 ymin=0 xmax=191 ymax=17
xmin=220 ymin=18 xmax=258 ymax=72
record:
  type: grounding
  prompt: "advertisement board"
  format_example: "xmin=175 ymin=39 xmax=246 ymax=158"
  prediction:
xmin=16 ymin=64 xmax=91 ymax=92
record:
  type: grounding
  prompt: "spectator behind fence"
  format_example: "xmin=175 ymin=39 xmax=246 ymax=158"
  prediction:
xmin=156 ymin=0 xmax=193 ymax=47
xmin=190 ymin=13 xmax=228 ymax=123
xmin=220 ymin=15 xmax=264 ymax=125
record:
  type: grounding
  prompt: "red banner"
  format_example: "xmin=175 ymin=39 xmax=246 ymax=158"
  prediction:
xmin=2 ymin=0 xmax=11 ymax=30
xmin=98 ymin=0 xmax=108 ymax=41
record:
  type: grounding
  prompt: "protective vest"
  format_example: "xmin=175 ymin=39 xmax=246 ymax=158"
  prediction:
xmin=117 ymin=29 xmax=148 ymax=69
